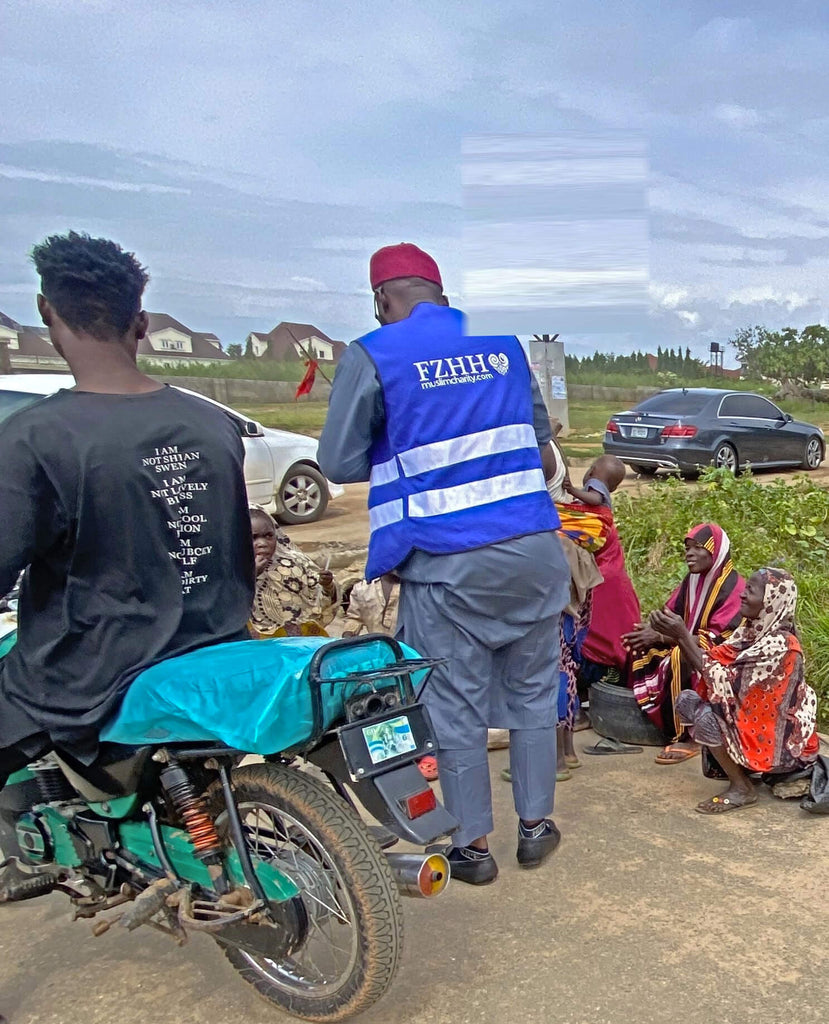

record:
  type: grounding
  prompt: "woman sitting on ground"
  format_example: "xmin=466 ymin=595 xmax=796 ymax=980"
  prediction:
xmin=248 ymin=507 xmax=339 ymax=638
xmin=652 ymin=568 xmax=819 ymax=813
xmin=625 ymin=524 xmax=744 ymax=765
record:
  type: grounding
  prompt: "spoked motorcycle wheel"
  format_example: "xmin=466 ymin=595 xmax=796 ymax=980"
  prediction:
xmin=209 ymin=763 xmax=404 ymax=1022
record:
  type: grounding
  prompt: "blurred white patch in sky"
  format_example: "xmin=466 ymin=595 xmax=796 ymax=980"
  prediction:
xmin=462 ymin=133 xmax=649 ymax=336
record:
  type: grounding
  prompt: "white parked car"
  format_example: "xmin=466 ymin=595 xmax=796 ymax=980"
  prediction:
xmin=0 ymin=374 xmax=343 ymax=525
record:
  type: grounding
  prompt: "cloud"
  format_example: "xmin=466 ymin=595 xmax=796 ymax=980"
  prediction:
xmin=713 ymin=104 xmax=765 ymax=130
xmin=650 ymin=174 xmax=829 ymax=241
xmin=0 ymin=163 xmax=189 ymax=195
xmin=650 ymin=284 xmax=690 ymax=309
xmin=3 ymin=2 xmax=829 ymax=353
xmin=725 ymin=287 xmax=812 ymax=311
xmin=691 ymin=17 xmax=757 ymax=56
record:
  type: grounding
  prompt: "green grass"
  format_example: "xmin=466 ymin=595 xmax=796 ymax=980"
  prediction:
xmin=615 ymin=467 xmax=829 ymax=727
xmin=237 ymin=398 xmax=618 ymax=449
xmin=236 ymin=395 xmax=829 ymax=452
xmin=776 ymin=397 xmax=829 ymax=430
xmin=235 ymin=402 xmax=329 ymax=435
xmin=560 ymin=402 xmax=617 ymax=459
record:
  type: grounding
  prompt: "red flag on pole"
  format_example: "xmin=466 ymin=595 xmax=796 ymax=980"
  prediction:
xmin=295 ymin=359 xmax=319 ymax=400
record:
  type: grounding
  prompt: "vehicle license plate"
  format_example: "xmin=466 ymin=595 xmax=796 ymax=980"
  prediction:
xmin=630 ymin=426 xmax=648 ymax=438
xmin=362 ymin=715 xmax=417 ymax=765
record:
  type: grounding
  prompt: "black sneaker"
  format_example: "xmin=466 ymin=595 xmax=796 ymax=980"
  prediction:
xmin=516 ymin=819 xmax=561 ymax=868
xmin=427 ymin=843 xmax=498 ymax=886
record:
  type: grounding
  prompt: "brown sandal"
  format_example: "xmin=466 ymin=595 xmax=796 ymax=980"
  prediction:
xmin=655 ymin=745 xmax=700 ymax=765
xmin=695 ymin=793 xmax=758 ymax=815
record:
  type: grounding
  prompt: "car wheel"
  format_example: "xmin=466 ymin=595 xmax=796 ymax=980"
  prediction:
xmin=713 ymin=442 xmax=738 ymax=474
xmin=801 ymin=435 xmax=823 ymax=471
xmin=275 ymin=464 xmax=329 ymax=525
xmin=630 ymin=463 xmax=658 ymax=476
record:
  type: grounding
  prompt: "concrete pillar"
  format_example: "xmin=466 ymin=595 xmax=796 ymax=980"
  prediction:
xmin=528 ymin=337 xmax=569 ymax=432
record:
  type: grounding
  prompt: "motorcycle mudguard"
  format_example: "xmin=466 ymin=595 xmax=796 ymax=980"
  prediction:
xmin=307 ymin=737 xmax=457 ymax=845
xmin=117 ymin=820 xmax=299 ymax=901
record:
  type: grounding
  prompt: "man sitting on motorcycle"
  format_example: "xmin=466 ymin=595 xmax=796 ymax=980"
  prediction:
xmin=0 ymin=231 xmax=255 ymax=809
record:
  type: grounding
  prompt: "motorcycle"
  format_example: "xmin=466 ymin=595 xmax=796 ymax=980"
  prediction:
xmin=0 ymin=635 xmax=456 ymax=1021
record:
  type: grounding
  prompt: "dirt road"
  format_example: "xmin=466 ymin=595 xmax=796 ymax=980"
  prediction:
xmin=2 ymin=738 xmax=826 ymax=1024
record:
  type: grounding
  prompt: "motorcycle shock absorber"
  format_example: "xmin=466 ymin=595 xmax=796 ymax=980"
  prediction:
xmin=159 ymin=760 xmax=229 ymax=895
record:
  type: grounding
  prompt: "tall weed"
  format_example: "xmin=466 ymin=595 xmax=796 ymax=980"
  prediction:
xmin=615 ymin=467 xmax=829 ymax=727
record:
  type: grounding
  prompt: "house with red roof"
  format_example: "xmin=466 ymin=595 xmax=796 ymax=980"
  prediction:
xmin=138 ymin=313 xmax=229 ymax=363
xmin=244 ymin=322 xmax=345 ymax=363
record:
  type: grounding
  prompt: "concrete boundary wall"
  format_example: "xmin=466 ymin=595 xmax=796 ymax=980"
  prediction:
xmin=8 ymin=364 xmax=659 ymax=408
xmin=146 ymin=376 xmax=657 ymax=408
xmin=149 ymin=375 xmax=332 ymax=405
xmin=567 ymin=383 xmax=660 ymax=404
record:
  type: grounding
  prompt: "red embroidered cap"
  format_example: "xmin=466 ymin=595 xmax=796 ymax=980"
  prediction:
xmin=369 ymin=243 xmax=443 ymax=289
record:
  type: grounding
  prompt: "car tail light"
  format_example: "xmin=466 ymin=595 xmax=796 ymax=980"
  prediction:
xmin=403 ymin=788 xmax=437 ymax=820
xmin=661 ymin=424 xmax=698 ymax=438
xmin=605 ymin=420 xmax=620 ymax=434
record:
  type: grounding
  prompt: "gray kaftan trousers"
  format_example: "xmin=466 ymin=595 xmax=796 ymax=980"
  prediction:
xmin=397 ymin=531 xmax=569 ymax=847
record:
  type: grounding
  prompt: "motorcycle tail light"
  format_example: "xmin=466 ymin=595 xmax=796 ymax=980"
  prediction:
xmin=605 ymin=420 xmax=620 ymax=434
xmin=661 ymin=424 xmax=698 ymax=437
xmin=403 ymin=788 xmax=437 ymax=819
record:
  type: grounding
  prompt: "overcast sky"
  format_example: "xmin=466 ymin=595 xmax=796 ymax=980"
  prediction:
xmin=2 ymin=1 xmax=829 ymax=361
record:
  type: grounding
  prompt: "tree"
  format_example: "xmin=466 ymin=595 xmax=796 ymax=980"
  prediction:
xmin=226 ymin=343 xmax=243 ymax=360
xmin=730 ymin=323 xmax=829 ymax=388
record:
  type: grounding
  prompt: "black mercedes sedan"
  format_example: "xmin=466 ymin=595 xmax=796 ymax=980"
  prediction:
xmin=602 ymin=388 xmax=825 ymax=476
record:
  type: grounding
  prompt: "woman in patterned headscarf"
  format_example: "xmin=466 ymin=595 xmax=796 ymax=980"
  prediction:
xmin=248 ymin=508 xmax=339 ymax=638
xmin=652 ymin=568 xmax=819 ymax=814
xmin=625 ymin=523 xmax=745 ymax=763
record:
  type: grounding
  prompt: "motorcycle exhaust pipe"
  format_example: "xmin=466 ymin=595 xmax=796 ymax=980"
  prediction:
xmin=385 ymin=852 xmax=450 ymax=898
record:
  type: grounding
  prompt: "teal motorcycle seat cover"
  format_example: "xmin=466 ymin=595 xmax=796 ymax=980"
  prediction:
xmin=100 ymin=637 xmax=425 ymax=754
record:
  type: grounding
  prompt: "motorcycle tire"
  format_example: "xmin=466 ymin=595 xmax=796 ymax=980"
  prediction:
xmin=207 ymin=763 xmax=403 ymax=1022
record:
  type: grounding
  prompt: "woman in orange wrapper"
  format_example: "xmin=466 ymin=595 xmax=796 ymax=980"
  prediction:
xmin=652 ymin=568 xmax=819 ymax=814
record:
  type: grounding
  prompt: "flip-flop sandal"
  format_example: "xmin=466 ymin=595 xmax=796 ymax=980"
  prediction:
xmin=655 ymin=746 xmax=700 ymax=765
xmin=583 ymin=737 xmax=643 ymax=755
xmin=695 ymin=794 xmax=758 ymax=815
xmin=565 ymin=756 xmax=582 ymax=769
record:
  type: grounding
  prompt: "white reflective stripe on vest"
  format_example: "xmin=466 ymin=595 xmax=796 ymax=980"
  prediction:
xmin=408 ymin=467 xmax=547 ymax=519
xmin=370 ymin=456 xmax=399 ymax=487
xmin=398 ymin=422 xmax=538 ymax=477
xmin=369 ymin=498 xmax=404 ymax=531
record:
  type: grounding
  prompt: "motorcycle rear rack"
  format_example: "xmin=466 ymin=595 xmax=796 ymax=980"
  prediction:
xmin=303 ymin=634 xmax=444 ymax=750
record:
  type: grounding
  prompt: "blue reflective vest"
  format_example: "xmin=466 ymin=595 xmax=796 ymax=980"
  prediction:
xmin=359 ymin=303 xmax=559 ymax=579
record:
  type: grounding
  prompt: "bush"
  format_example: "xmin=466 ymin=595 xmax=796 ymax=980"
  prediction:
xmin=615 ymin=467 xmax=829 ymax=728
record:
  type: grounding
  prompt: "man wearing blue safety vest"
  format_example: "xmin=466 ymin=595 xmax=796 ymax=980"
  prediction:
xmin=318 ymin=244 xmax=569 ymax=884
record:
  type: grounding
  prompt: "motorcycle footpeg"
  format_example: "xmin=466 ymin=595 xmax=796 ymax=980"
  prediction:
xmin=0 ymin=858 xmax=63 ymax=903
